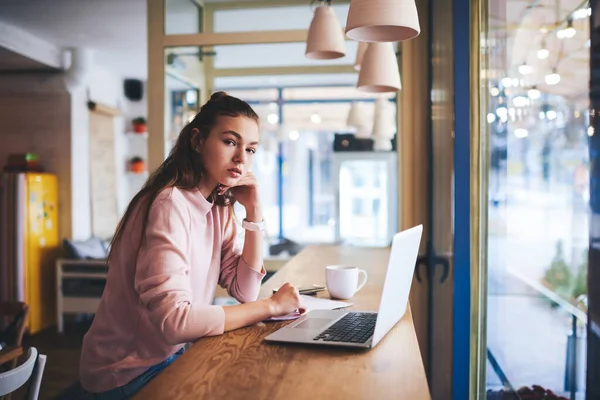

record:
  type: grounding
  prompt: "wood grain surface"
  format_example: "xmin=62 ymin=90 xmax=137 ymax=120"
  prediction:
xmin=133 ymin=245 xmax=430 ymax=400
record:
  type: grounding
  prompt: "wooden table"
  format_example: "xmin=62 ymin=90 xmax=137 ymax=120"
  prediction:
xmin=134 ymin=245 xmax=430 ymax=400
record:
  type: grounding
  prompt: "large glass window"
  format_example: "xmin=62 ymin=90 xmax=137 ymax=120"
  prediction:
xmin=212 ymin=42 xmax=359 ymax=69
xmin=212 ymin=5 xmax=350 ymax=33
xmin=214 ymin=83 xmax=397 ymax=255
xmin=482 ymin=1 xmax=590 ymax=398
xmin=165 ymin=0 xmax=203 ymax=35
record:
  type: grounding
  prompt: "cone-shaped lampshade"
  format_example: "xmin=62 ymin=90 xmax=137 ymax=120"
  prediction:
xmin=353 ymin=41 xmax=368 ymax=71
xmin=372 ymin=97 xmax=395 ymax=139
xmin=347 ymin=101 xmax=371 ymax=138
xmin=357 ymin=43 xmax=401 ymax=93
xmin=305 ymin=5 xmax=345 ymax=60
xmin=347 ymin=101 xmax=365 ymax=128
xmin=345 ymin=0 xmax=421 ymax=43
xmin=372 ymin=97 xmax=394 ymax=150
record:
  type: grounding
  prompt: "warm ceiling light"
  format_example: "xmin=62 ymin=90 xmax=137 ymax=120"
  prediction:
xmin=305 ymin=3 xmax=345 ymax=59
xmin=345 ymin=0 xmax=420 ymax=43
xmin=537 ymin=39 xmax=549 ymax=59
xmin=557 ymin=19 xmax=576 ymax=39
xmin=518 ymin=63 xmax=533 ymax=75
xmin=545 ymin=69 xmax=560 ymax=85
xmin=527 ymin=87 xmax=541 ymax=100
xmin=354 ymin=41 xmax=368 ymax=71
xmin=572 ymin=8 xmax=591 ymax=20
xmin=357 ymin=42 xmax=401 ymax=92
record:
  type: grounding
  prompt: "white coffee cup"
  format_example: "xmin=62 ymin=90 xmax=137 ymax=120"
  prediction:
xmin=325 ymin=265 xmax=368 ymax=300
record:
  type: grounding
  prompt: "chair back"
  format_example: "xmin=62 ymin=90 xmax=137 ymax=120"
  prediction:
xmin=0 ymin=347 xmax=37 ymax=397
xmin=0 ymin=302 xmax=29 ymax=348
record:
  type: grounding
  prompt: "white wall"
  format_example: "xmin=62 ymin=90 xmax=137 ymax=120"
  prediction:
xmin=87 ymin=66 xmax=148 ymax=223
xmin=89 ymin=64 xmax=127 ymax=218
xmin=123 ymin=80 xmax=148 ymax=205
xmin=69 ymin=85 xmax=92 ymax=240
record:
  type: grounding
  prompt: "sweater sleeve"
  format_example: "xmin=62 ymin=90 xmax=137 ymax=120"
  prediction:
xmin=218 ymin=210 xmax=266 ymax=303
xmin=135 ymin=196 xmax=225 ymax=345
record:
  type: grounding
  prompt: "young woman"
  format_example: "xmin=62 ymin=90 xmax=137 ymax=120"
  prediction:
xmin=76 ymin=92 xmax=303 ymax=399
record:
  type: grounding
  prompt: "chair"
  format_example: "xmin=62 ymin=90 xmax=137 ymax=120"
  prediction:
xmin=0 ymin=302 xmax=29 ymax=348
xmin=0 ymin=347 xmax=47 ymax=400
xmin=0 ymin=301 xmax=29 ymax=372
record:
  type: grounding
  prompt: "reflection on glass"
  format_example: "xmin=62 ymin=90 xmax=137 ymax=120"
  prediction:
xmin=165 ymin=0 xmax=202 ymax=35
xmin=483 ymin=1 xmax=590 ymax=399
xmin=207 ymin=83 xmax=396 ymax=256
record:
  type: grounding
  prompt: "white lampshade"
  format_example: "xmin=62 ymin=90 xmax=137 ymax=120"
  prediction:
xmin=347 ymin=101 xmax=365 ymax=128
xmin=305 ymin=5 xmax=345 ymax=60
xmin=345 ymin=0 xmax=421 ymax=43
xmin=357 ymin=43 xmax=401 ymax=93
xmin=353 ymin=41 xmax=368 ymax=71
xmin=372 ymin=98 xmax=395 ymax=150
xmin=373 ymin=97 xmax=395 ymax=138
xmin=373 ymin=137 xmax=393 ymax=151
xmin=347 ymin=101 xmax=371 ymax=138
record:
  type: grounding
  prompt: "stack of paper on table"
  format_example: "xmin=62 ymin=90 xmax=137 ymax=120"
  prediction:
xmin=266 ymin=295 xmax=352 ymax=321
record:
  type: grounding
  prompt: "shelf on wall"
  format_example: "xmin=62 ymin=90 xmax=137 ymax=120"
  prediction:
xmin=126 ymin=131 xmax=148 ymax=139
xmin=127 ymin=171 xmax=149 ymax=178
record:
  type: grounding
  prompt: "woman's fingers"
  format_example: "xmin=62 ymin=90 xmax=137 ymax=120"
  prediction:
xmin=217 ymin=172 xmax=256 ymax=195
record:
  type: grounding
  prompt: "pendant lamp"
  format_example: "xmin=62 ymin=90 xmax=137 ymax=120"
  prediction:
xmin=305 ymin=3 xmax=345 ymax=59
xmin=347 ymin=101 xmax=370 ymax=138
xmin=353 ymin=41 xmax=368 ymax=71
xmin=357 ymin=42 xmax=401 ymax=93
xmin=345 ymin=0 xmax=421 ymax=43
xmin=372 ymin=97 xmax=395 ymax=151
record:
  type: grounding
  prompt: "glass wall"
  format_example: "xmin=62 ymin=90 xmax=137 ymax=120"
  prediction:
xmin=165 ymin=0 xmax=203 ymax=35
xmin=214 ymin=84 xmax=397 ymax=255
xmin=481 ymin=1 xmax=590 ymax=398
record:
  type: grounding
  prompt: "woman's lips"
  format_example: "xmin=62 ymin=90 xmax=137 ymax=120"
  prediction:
xmin=227 ymin=168 xmax=242 ymax=178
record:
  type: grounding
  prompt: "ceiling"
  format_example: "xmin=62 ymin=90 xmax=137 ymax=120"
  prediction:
xmin=0 ymin=47 xmax=59 ymax=72
xmin=0 ymin=0 xmax=147 ymax=78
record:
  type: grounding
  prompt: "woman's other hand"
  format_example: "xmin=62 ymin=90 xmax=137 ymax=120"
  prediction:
xmin=268 ymin=282 xmax=305 ymax=317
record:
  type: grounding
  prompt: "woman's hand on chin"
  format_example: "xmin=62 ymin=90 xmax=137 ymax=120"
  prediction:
xmin=217 ymin=172 xmax=261 ymax=213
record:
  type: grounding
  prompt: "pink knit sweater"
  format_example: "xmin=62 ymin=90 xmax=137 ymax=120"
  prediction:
xmin=79 ymin=187 xmax=265 ymax=392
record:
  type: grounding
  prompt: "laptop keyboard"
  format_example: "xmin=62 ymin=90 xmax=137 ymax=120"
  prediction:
xmin=313 ymin=312 xmax=377 ymax=344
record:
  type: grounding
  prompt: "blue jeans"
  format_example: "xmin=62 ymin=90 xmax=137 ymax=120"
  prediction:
xmin=69 ymin=347 xmax=185 ymax=400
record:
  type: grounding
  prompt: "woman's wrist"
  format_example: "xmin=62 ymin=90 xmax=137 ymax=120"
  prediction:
xmin=264 ymin=297 xmax=279 ymax=317
xmin=244 ymin=205 xmax=263 ymax=222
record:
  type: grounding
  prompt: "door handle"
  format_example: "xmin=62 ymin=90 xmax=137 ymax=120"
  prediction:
xmin=416 ymin=247 xmax=451 ymax=283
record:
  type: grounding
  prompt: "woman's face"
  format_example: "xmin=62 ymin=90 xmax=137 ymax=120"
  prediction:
xmin=198 ymin=115 xmax=259 ymax=188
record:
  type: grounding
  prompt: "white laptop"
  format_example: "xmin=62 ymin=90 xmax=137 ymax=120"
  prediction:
xmin=264 ymin=225 xmax=423 ymax=349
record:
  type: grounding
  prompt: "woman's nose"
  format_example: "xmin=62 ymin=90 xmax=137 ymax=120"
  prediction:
xmin=234 ymin=149 xmax=245 ymax=164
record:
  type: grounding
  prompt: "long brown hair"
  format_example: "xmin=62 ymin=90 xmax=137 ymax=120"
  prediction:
xmin=108 ymin=91 xmax=259 ymax=261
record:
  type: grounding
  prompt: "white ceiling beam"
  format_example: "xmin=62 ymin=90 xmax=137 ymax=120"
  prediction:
xmin=163 ymin=29 xmax=310 ymax=47
xmin=212 ymin=65 xmax=356 ymax=77
xmin=0 ymin=20 xmax=64 ymax=70
xmin=204 ymin=0 xmax=350 ymax=12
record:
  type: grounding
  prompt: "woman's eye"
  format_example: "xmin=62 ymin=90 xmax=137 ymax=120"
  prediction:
xmin=224 ymin=140 xmax=235 ymax=146
xmin=246 ymin=148 xmax=256 ymax=154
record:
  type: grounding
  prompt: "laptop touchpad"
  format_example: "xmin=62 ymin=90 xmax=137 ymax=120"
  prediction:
xmin=293 ymin=318 xmax=333 ymax=330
